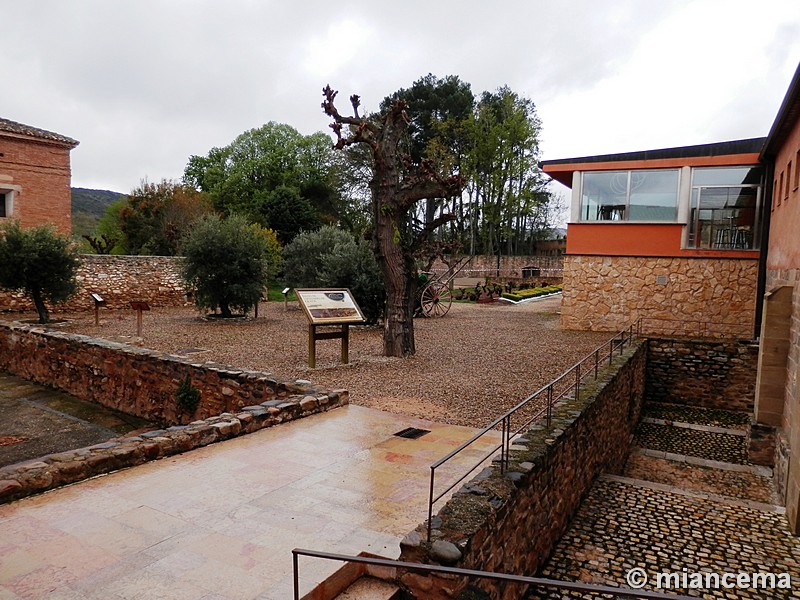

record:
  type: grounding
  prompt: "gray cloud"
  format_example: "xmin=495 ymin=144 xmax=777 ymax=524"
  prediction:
xmin=1 ymin=0 xmax=797 ymax=192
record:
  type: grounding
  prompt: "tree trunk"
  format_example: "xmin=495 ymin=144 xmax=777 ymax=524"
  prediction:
xmin=31 ymin=288 xmax=50 ymax=324
xmin=219 ymin=302 xmax=232 ymax=318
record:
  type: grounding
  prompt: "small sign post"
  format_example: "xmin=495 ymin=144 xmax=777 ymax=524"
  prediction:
xmin=90 ymin=293 xmax=106 ymax=326
xmin=295 ymin=289 xmax=365 ymax=368
xmin=129 ymin=301 xmax=150 ymax=337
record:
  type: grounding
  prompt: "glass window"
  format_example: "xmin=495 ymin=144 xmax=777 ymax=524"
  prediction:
xmin=0 ymin=192 xmax=6 ymax=218
xmin=689 ymin=167 xmax=762 ymax=250
xmin=581 ymin=169 xmax=678 ymax=222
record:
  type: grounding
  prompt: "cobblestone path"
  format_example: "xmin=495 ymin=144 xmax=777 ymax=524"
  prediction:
xmin=525 ymin=403 xmax=800 ymax=599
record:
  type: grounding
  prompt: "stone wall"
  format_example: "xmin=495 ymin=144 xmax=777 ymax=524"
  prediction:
xmin=645 ymin=338 xmax=758 ymax=412
xmin=430 ymin=255 xmax=564 ymax=280
xmin=0 ymin=320 xmax=344 ymax=426
xmin=0 ymin=391 xmax=347 ymax=505
xmin=398 ymin=341 xmax=646 ymax=600
xmin=0 ymin=254 xmax=189 ymax=313
xmin=561 ymin=255 xmax=759 ymax=338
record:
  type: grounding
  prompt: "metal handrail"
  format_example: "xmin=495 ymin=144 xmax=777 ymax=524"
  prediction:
xmin=291 ymin=547 xmax=696 ymax=600
xmin=427 ymin=321 xmax=641 ymax=541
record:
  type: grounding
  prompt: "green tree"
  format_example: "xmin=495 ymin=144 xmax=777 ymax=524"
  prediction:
xmin=120 ymin=179 xmax=213 ymax=256
xmin=184 ymin=122 xmax=354 ymax=239
xmin=180 ymin=213 xmax=273 ymax=318
xmin=0 ymin=222 xmax=80 ymax=323
xmin=283 ymin=226 xmax=385 ymax=324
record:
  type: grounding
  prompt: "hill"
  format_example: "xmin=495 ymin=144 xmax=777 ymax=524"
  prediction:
xmin=71 ymin=187 xmax=125 ymax=237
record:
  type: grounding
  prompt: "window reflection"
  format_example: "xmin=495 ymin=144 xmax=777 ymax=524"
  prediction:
xmin=581 ymin=170 xmax=678 ymax=222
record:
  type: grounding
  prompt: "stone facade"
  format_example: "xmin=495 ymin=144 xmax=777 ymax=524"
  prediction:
xmin=0 ymin=120 xmax=77 ymax=236
xmin=398 ymin=342 xmax=646 ymax=600
xmin=0 ymin=320 xmax=343 ymax=425
xmin=561 ymin=255 xmax=759 ymax=338
xmin=0 ymin=254 xmax=190 ymax=313
xmin=645 ymin=338 xmax=759 ymax=412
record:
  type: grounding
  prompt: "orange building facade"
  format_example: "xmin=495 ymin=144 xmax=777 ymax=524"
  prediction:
xmin=0 ymin=118 xmax=79 ymax=236
xmin=542 ymin=139 xmax=765 ymax=338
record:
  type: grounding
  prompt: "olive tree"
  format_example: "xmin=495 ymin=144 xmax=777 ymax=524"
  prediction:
xmin=180 ymin=213 xmax=274 ymax=318
xmin=0 ymin=222 xmax=80 ymax=323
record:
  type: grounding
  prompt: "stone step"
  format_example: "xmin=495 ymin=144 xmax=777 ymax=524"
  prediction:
xmin=332 ymin=576 xmax=401 ymax=600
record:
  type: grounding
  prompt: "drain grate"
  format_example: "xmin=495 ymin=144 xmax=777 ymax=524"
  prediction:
xmin=394 ymin=427 xmax=430 ymax=439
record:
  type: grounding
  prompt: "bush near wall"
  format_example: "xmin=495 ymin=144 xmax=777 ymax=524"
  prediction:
xmin=501 ymin=285 xmax=562 ymax=302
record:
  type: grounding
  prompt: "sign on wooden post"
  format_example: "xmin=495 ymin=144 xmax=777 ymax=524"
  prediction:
xmin=129 ymin=301 xmax=150 ymax=337
xmin=295 ymin=289 xmax=365 ymax=368
xmin=90 ymin=293 xmax=106 ymax=326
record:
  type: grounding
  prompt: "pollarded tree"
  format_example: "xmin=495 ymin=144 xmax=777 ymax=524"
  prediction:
xmin=322 ymin=86 xmax=464 ymax=357
xmin=180 ymin=213 xmax=274 ymax=318
xmin=0 ymin=222 xmax=80 ymax=323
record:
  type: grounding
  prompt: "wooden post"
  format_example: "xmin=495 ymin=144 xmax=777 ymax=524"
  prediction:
xmin=341 ymin=324 xmax=349 ymax=364
xmin=309 ymin=324 xmax=316 ymax=369
xmin=129 ymin=301 xmax=150 ymax=337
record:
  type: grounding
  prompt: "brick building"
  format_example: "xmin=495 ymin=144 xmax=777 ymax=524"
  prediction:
xmin=0 ymin=117 xmax=79 ymax=236
xmin=755 ymin=61 xmax=800 ymax=534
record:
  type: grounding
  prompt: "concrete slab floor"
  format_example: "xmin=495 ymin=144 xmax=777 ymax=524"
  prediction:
xmin=0 ymin=404 xmax=501 ymax=600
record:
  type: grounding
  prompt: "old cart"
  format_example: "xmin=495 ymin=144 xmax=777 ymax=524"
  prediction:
xmin=416 ymin=256 xmax=471 ymax=318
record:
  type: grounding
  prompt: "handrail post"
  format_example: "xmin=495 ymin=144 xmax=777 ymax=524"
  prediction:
xmin=575 ymin=362 xmax=580 ymax=402
xmin=546 ymin=384 xmax=553 ymax=426
xmin=594 ymin=348 xmax=599 ymax=378
xmin=428 ymin=467 xmax=435 ymax=541
xmin=293 ymin=550 xmax=300 ymax=600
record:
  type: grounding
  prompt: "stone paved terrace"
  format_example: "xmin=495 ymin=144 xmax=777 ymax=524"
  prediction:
xmin=0 ymin=405 xmax=501 ymax=600
xmin=526 ymin=403 xmax=800 ymax=599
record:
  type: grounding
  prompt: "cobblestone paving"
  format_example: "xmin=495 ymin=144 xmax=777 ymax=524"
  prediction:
xmin=634 ymin=422 xmax=750 ymax=465
xmin=642 ymin=403 xmax=751 ymax=430
xmin=527 ymin=479 xmax=800 ymax=599
xmin=624 ymin=454 xmax=777 ymax=505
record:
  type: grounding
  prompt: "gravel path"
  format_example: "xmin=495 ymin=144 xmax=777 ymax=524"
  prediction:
xmin=40 ymin=296 xmax=610 ymax=429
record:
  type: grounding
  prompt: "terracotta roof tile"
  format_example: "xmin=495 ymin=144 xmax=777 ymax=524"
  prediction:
xmin=0 ymin=117 xmax=79 ymax=147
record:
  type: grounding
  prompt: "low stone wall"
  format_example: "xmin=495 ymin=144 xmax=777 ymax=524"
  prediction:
xmin=561 ymin=255 xmax=758 ymax=338
xmin=0 ymin=392 xmax=347 ymax=504
xmin=0 ymin=254 xmax=189 ymax=313
xmin=645 ymin=338 xmax=758 ymax=412
xmin=430 ymin=255 xmax=564 ymax=280
xmin=398 ymin=341 xmax=646 ymax=600
xmin=0 ymin=320 xmax=344 ymax=425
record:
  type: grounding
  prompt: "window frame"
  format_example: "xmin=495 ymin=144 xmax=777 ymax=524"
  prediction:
xmin=579 ymin=168 xmax=681 ymax=223
xmin=687 ymin=166 xmax=762 ymax=251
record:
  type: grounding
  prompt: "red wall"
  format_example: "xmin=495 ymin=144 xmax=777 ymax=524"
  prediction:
xmin=567 ymin=223 xmax=759 ymax=259
xmin=767 ymin=117 xmax=800 ymax=270
xmin=0 ymin=135 xmax=73 ymax=235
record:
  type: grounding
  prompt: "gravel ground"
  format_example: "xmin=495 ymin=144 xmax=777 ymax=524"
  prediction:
xmin=22 ymin=296 xmax=611 ymax=429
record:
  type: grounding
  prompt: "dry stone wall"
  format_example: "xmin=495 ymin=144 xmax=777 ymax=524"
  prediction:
xmin=0 ymin=254 xmax=189 ymax=313
xmin=561 ymin=255 xmax=758 ymax=338
xmin=0 ymin=320 xmax=344 ymax=425
xmin=397 ymin=342 xmax=646 ymax=600
xmin=645 ymin=338 xmax=758 ymax=412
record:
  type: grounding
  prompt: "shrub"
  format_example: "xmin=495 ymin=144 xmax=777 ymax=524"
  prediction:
xmin=181 ymin=213 xmax=275 ymax=317
xmin=283 ymin=226 xmax=386 ymax=324
xmin=175 ymin=375 xmax=201 ymax=414
xmin=501 ymin=284 xmax=562 ymax=302
xmin=0 ymin=221 xmax=80 ymax=323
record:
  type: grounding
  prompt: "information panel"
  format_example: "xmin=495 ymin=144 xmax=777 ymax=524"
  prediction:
xmin=295 ymin=289 xmax=365 ymax=324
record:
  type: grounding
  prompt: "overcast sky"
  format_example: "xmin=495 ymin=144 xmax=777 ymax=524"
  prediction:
xmin=3 ymin=0 xmax=799 ymax=197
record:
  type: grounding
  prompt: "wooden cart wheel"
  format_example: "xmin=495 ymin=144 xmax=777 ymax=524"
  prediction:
xmin=420 ymin=282 xmax=452 ymax=318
